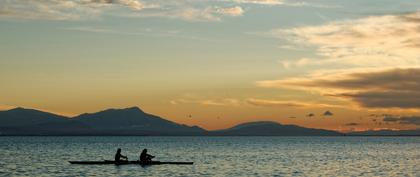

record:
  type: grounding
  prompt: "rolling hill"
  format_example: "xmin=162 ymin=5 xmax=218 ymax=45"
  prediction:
xmin=210 ymin=121 xmax=342 ymax=136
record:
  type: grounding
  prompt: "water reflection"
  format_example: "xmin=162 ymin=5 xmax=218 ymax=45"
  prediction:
xmin=0 ymin=136 xmax=419 ymax=176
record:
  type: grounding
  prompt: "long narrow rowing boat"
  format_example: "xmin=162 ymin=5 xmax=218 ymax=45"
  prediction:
xmin=69 ymin=160 xmax=193 ymax=165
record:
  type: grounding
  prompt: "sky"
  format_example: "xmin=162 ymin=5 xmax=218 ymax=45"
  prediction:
xmin=1 ymin=0 xmax=420 ymax=131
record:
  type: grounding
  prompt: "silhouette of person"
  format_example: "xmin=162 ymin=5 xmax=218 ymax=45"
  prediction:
xmin=140 ymin=149 xmax=155 ymax=163
xmin=115 ymin=148 xmax=128 ymax=162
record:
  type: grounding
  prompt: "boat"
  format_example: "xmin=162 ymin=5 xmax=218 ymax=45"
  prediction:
xmin=68 ymin=160 xmax=193 ymax=165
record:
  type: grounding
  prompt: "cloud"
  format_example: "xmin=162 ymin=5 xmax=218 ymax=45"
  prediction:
xmin=127 ymin=5 xmax=246 ymax=22
xmin=246 ymin=98 xmax=310 ymax=107
xmin=382 ymin=117 xmax=399 ymax=122
xmin=278 ymin=58 xmax=310 ymax=69
xmin=165 ymin=7 xmax=233 ymax=21
xmin=344 ymin=123 xmax=359 ymax=126
xmin=246 ymin=98 xmax=346 ymax=109
xmin=0 ymin=0 xmax=246 ymax=21
xmin=216 ymin=6 xmax=244 ymax=16
xmin=269 ymin=12 xmax=420 ymax=69
xmin=306 ymin=113 xmax=315 ymax=117
xmin=228 ymin=0 xmax=336 ymax=8
xmin=173 ymin=97 xmax=343 ymax=108
xmin=257 ymin=12 xmax=420 ymax=110
xmin=337 ymin=91 xmax=420 ymax=109
xmin=89 ymin=0 xmax=144 ymax=10
xmin=169 ymin=7 xmax=222 ymax=21
xmin=246 ymin=99 xmax=344 ymax=108
xmin=0 ymin=0 xmax=146 ymax=20
xmin=230 ymin=0 xmax=284 ymax=5
xmin=117 ymin=0 xmax=144 ymax=10
xmin=383 ymin=116 xmax=420 ymax=126
xmin=258 ymin=68 xmax=420 ymax=109
xmin=323 ymin=110 xmax=333 ymax=116
xmin=201 ymin=99 xmax=241 ymax=106
xmin=0 ymin=0 xmax=335 ymax=21
xmin=0 ymin=0 xmax=336 ymax=21
xmin=170 ymin=98 xmax=241 ymax=106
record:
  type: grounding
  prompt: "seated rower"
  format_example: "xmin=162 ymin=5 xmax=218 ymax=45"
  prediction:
xmin=114 ymin=148 xmax=128 ymax=162
xmin=139 ymin=149 xmax=155 ymax=163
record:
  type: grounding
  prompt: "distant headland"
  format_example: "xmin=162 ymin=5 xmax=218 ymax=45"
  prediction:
xmin=0 ymin=107 xmax=418 ymax=136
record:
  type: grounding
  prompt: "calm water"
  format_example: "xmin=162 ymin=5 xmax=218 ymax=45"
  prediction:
xmin=0 ymin=136 xmax=419 ymax=176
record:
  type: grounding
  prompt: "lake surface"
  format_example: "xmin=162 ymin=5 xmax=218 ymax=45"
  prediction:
xmin=0 ymin=136 xmax=419 ymax=176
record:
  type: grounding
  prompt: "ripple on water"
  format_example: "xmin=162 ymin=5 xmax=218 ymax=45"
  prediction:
xmin=0 ymin=136 xmax=419 ymax=176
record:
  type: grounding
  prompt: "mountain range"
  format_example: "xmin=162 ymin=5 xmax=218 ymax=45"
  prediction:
xmin=0 ymin=107 xmax=417 ymax=136
xmin=0 ymin=107 xmax=204 ymax=135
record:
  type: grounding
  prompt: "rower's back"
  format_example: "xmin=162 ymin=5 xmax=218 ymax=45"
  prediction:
xmin=115 ymin=148 xmax=122 ymax=161
xmin=140 ymin=148 xmax=154 ymax=163
xmin=140 ymin=149 xmax=147 ymax=162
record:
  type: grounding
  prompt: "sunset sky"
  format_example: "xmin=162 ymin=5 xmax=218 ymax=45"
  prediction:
xmin=1 ymin=0 xmax=420 ymax=131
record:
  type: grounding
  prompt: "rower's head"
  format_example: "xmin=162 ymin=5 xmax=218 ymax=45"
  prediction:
xmin=142 ymin=149 xmax=147 ymax=153
xmin=117 ymin=148 xmax=121 ymax=153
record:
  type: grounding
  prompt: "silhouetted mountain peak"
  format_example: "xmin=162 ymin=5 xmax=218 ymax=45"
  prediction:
xmin=7 ymin=107 xmax=31 ymax=112
xmin=75 ymin=106 xmax=144 ymax=117
xmin=123 ymin=106 xmax=143 ymax=112
xmin=102 ymin=106 xmax=144 ymax=113
xmin=0 ymin=107 xmax=68 ymax=127
xmin=230 ymin=121 xmax=281 ymax=130
xmin=70 ymin=106 xmax=206 ymax=134
xmin=126 ymin=106 xmax=141 ymax=110
xmin=4 ymin=107 xmax=64 ymax=117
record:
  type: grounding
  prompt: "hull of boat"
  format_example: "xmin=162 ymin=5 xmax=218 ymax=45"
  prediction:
xmin=69 ymin=160 xmax=193 ymax=165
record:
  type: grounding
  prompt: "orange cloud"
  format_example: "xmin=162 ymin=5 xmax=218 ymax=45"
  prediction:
xmin=246 ymin=98 xmax=310 ymax=107
xmin=170 ymin=98 xmax=241 ymax=106
xmin=258 ymin=68 xmax=420 ymax=109
xmin=246 ymin=98 xmax=346 ymax=109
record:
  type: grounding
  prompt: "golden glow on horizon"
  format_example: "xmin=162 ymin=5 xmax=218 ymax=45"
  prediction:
xmin=0 ymin=1 xmax=419 ymax=132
